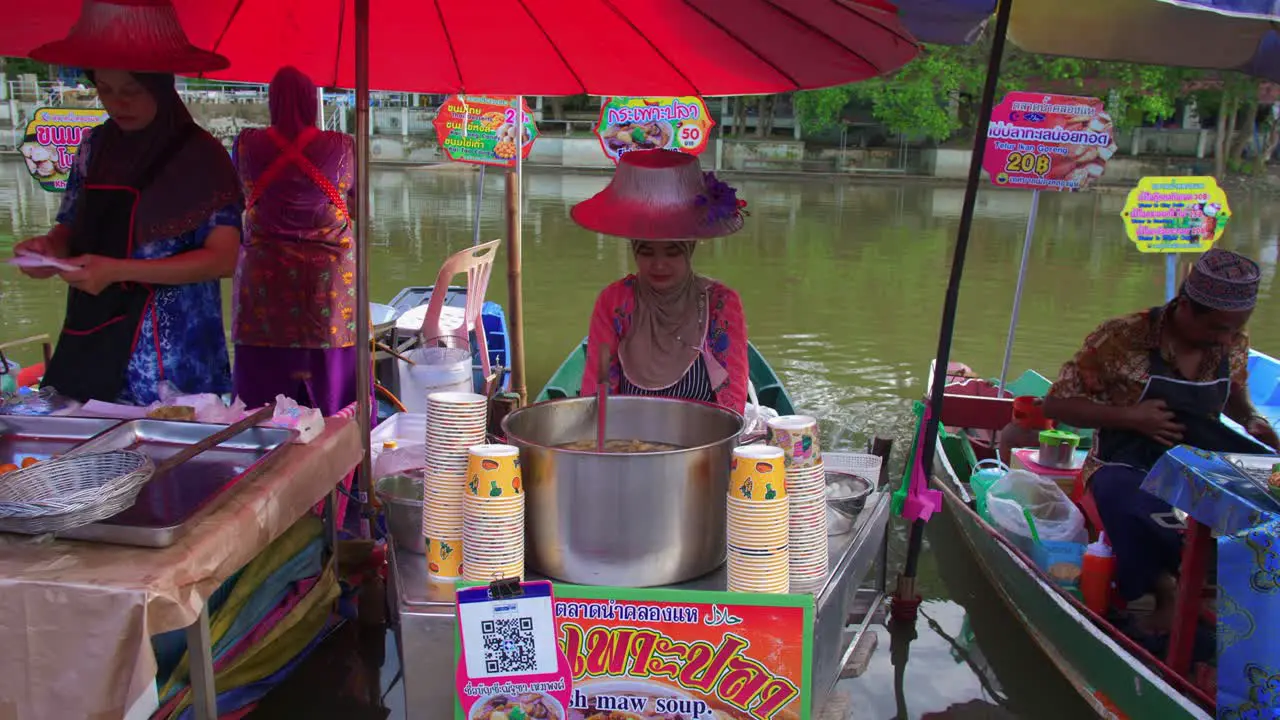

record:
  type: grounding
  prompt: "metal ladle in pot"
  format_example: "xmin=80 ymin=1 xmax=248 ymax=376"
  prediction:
xmin=596 ymin=345 xmax=610 ymax=451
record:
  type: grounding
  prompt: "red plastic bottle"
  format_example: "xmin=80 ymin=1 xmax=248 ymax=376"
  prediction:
xmin=1081 ymin=533 xmax=1116 ymax=615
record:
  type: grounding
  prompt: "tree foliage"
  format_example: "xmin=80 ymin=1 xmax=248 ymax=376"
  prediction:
xmin=794 ymin=38 xmax=1189 ymax=142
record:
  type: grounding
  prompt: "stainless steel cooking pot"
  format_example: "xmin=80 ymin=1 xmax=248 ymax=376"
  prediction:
xmin=502 ymin=396 xmax=744 ymax=587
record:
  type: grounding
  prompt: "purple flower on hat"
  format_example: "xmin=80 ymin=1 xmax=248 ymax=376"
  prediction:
xmin=696 ymin=172 xmax=748 ymax=224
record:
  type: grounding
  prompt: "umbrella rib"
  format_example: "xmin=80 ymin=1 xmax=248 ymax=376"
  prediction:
xmin=600 ymin=0 xmax=704 ymax=95
xmin=200 ymin=0 xmax=247 ymax=80
xmin=825 ymin=0 xmax=919 ymax=50
xmin=514 ymin=0 xmax=588 ymax=95
xmin=430 ymin=0 xmax=466 ymax=92
xmin=675 ymin=0 xmax=802 ymax=90
xmin=755 ymin=0 xmax=883 ymax=75
xmin=332 ymin=0 xmax=348 ymax=88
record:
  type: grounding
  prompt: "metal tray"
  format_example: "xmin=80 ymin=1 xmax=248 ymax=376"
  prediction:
xmin=0 ymin=416 xmax=123 ymax=467
xmin=56 ymin=419 xmax=296 ymax=547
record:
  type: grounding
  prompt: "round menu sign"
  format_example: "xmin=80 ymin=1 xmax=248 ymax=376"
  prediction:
xmin=1121 ymin=176 xmax=1231 ymax=253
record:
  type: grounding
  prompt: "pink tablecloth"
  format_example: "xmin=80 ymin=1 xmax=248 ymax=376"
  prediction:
xmin=0 ymin=418 xmax=362 ymax=720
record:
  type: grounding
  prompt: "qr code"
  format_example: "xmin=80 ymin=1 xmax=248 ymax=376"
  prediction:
xmin=481 ymin=617 xmax=537 ymax=675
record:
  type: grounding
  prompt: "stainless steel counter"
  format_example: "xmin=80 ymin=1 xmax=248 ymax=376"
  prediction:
xmin=388 ymin=491 xmax=891 ymax=717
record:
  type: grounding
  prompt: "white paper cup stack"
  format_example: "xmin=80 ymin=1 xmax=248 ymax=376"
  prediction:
xmin=767 ymin=415 xmax=829 ymax=591
xmin=462 ymin=444 xmax=525 ymax=582
xmin=726 ymin=444 xmax=790 ymax=594
xmin=421 ymin=391 xmax=488 ymax=580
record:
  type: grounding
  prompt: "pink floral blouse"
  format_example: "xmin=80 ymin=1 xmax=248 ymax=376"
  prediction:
xmin=581 ymin=275 xmax=749 ymax=413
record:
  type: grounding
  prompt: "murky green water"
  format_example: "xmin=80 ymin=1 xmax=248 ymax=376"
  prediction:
xmin=4 ymin=159 xmax=1278 ymax=717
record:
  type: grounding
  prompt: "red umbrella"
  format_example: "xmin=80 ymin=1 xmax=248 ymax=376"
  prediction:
xmin=0 ymin=0 xmax=919 ymax=94
xmin=4 ymin=6 xmax=919 ymax=648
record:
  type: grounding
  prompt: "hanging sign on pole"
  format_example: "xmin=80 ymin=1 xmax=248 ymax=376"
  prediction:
xmin=983 ymin=92 xmax=1115 ymax=395
xmin=1121 ymin=176 xmax=1231 ymax=253
xmin=983 ymin=92 xmax=1116 ymax=191
xmin=434 ymin=96 xmax=538 ymax=167
xmin=594 ymin=96 xmax=714 ymax=163
xmin=18 ymin=107 xmax=108 ymax=192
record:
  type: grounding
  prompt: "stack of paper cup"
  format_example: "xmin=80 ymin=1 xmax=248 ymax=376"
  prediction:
xmin=421 ymin=391 xmax=488 ymax=580
xmin=725 ymin=444 xmax=790 ymax=594
xmin=768 ymin=415 xmax=828 ymax=590
xmin=462 ymin=444 xmax=525 ymax=582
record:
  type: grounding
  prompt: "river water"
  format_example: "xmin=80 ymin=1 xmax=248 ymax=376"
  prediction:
xmin=4 ymin=158 xmax=1279 ymax=717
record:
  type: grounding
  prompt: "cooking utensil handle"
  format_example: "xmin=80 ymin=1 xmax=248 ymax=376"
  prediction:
xmin=152 ymin=404 xmax=277 ymax=476
xmin=596 ymin=344 xmax=610 ymax=451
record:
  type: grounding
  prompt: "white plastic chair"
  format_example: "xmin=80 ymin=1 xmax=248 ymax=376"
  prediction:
xmin=417 ymin=239 xmax=502 ymax=379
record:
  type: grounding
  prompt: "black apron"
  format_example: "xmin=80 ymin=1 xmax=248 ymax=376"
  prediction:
xmin=41 ymin=125 xmax=196 ymax=403
xmin=1095 ymin=306 xmax=1272 ymax=472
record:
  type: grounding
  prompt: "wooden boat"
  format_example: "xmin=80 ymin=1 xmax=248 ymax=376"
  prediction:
xmin=537 ymin=338 xmax=797 ymax=415
xmin=919 ymin=351 xmax=1280 ymax=719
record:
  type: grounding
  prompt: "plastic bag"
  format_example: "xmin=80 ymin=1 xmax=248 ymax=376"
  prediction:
xmin=742 ymin=381 xmax=778 ymax=438
xmin=373 ymin=443 xmax=426 ymax=479
xmin=986 ymin=469 xmax=1087 ymax=544
xmin=269 ymin=394 xmax=324 ymax=443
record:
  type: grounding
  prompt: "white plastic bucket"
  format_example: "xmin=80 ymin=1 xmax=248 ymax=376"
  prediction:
xmin=397 ymin=346 xmax=472 ymax=413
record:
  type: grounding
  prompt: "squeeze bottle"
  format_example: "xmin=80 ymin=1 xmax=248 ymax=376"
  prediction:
xmin=1081 ymin=533 xmax=1115 ymax=615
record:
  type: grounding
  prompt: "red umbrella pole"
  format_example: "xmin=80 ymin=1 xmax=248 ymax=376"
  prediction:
xmin=893 ymin=0 xmax=1014 ymax=619
xmin=353 ymin=0 xmax=374 ymax=529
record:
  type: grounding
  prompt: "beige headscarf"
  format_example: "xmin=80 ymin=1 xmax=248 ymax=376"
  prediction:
xmin=618 ymin=241 xmax=712 ymax=390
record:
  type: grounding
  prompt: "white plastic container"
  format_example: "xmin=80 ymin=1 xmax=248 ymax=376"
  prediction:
xmin=396 ymin=347 xmax=472 ymax=413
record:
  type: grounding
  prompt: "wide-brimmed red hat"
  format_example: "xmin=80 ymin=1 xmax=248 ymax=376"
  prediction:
xmin=29 ymin=0 xmax=229 ymax=74
xmin=571 ymin=150 xmax=746 ymax=241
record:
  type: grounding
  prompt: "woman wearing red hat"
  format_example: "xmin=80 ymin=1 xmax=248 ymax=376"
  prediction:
xmin=10 ymin=0 xmax=243 ymax=405
xmin=574 ymin=149 xmax=750 ymax=413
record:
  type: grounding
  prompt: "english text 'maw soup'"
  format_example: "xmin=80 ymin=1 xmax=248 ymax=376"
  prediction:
xmin=555 ymin=439 xmax=686 ymax=454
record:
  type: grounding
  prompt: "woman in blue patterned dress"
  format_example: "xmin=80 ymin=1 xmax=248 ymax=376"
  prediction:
xmin=13 ymin=70 xmax=243 ymax=405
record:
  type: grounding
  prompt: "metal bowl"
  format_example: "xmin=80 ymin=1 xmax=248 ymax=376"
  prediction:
xmin=370 ymin=302 xmax=399 ymax=338
xmin=502 ymin=396 xmax=744 ymax=587
xmin=826 ymin=470 xmax=873 ymax=517
xmin=375 ymin=471 xmax=425 ymax=555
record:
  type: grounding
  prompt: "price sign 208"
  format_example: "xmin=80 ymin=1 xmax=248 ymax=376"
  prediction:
xmin=1003 ymin=151 xmax=1052 ymax=177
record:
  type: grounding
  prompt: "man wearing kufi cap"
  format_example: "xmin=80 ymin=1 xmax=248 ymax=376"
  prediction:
xmin=1044 ymin=248 xmax=1278 ymax=637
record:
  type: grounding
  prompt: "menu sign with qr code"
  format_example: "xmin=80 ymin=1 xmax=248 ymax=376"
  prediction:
xmin=455 ymin=581 xmax=574 ymax=719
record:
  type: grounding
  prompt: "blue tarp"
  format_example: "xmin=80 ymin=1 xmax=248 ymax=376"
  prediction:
xmin=1142 ymin=446 xmax=1279 ymax=536
xmin=1218 ymin=518 xmax=1280 ymax=718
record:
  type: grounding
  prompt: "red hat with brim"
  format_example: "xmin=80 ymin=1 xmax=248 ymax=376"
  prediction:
xmin=571 ymin=150 xmax=745 ymax=241
xmin=29 ymin=0 xmax=229 ymax=74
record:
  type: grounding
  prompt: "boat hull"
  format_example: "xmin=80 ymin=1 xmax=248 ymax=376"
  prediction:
xmin=931 ymin=435 xmax=1213 ymax=720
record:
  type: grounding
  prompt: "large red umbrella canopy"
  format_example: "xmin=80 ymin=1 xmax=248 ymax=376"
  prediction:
xmin=0 ymin=0 xmax=919 ymax=94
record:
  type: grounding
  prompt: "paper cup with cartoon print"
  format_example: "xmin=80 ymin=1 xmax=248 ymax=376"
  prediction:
xmin=466 ymin=444 xmax=523 ymax=498
xmin=768 ymin=415 xmax=822 ymax=469
xmin=426 ymin=536 xmax=464 ymax=578
xmin=730 ymin=444 xmax=787 ymax=501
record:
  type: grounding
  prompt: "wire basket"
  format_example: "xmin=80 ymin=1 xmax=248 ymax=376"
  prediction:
xmin=0 ymin=450 xmax=154 ymax=534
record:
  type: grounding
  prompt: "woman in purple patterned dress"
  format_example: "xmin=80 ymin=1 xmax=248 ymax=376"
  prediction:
xmin=231 ymin=66 xmax=358 ymax=417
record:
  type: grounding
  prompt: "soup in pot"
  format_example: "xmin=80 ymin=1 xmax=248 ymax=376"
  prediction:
xmin=556 ymin=439 xmax=685 ymax=453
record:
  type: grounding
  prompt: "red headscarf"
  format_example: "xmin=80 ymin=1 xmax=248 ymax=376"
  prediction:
xmin=269 ymin=66 xmax=318 ymax=138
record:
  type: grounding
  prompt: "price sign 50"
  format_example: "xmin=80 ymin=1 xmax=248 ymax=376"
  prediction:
xmin=1004 ymin=151 xmax=1052 ymax=177
xmin=679 ymin=125 xmax=702 ymax=147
